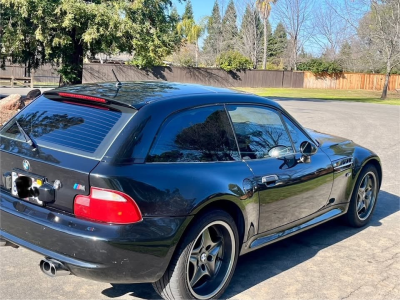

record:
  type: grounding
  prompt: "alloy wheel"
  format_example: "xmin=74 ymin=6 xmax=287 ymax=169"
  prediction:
xmin=186 ymin=221 xmax=235 ymax=299
xmin=356 ymin=171 xmax=377 ymax=221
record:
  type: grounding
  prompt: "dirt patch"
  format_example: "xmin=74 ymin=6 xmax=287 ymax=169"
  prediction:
xmin=0 ymin=92 xmax=35 ymax=125
xmin=0 ymin=110 xmax=17 ymax=125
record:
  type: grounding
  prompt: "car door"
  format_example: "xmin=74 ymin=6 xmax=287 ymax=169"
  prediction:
xmin=226 ymin=105 xmax=334 ymax=233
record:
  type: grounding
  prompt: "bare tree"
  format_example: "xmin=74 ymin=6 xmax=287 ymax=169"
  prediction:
xmin=311 ymin=2 xmax=352 ymax=60
xmin=329 ymin=0 xmax=400 ymax=99
xmin=273 ymin=0 xmax=314 ymax=70
xmin=338 ymin=37 xmax=383 ymax=73
xmin=236 ymin=1 xmax=264 ymax=68
xmin=361 ymin=1 xmax=400 ymax=99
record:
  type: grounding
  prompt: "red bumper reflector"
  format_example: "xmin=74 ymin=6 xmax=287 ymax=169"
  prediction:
xmin=74 ymin=187 xmax=142 ymax=224
xmin=58 ymin=92 xmax=107 ymax=103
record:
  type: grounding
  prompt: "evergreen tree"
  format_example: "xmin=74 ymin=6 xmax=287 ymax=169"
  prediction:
xmin=182 ymin=0 xmax=194 ymax=20
xmin=1 ymin=0 xmax=181 ymax=84
xmin=268 ymin=22 xmax=287 ymax=59
xmin=338 ymin=41 xmax=353 ymax=72
xmin=203 ymin=1 xmax=222 ymax=65
xmin=170 ymin=5 xmax=181 ymax=23
xmin=265 ymin=21 xmax=272 ymax=58
xmin=221 ymin=0 xmax=238 ymax=52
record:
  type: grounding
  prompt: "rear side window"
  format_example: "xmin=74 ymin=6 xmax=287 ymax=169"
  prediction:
xmin=0 ymin=95 xmax=134 ymax=159
xmin=147 ymin=106 xmax=240 ymax=162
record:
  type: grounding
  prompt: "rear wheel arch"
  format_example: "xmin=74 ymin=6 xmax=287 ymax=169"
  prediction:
xmin=192 ymin=200 xmax=246 ymax=246
xmin=174 ymin=200 xmax=246 ymax=256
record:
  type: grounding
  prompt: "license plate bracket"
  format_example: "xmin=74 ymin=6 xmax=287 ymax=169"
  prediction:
xmin=12 ymin=169 xmax=46 ymax=206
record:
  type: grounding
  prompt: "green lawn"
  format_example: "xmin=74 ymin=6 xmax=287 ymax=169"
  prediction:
xmin=237 ymin=88 xmax=400 ymax=105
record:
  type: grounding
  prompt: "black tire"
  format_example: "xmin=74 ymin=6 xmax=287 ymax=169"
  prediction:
xmin=345 ymin=164 xmax=380 ymax=227
xmin=152 ymin=209 xmax=239 ymax=300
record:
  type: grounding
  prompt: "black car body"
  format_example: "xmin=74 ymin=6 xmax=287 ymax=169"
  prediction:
xmin=0 ymin=82 xmax=382 ymax=299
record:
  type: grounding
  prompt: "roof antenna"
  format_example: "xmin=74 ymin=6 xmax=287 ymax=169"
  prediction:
xmin=111 ymin=69 xmax=122 ymax=87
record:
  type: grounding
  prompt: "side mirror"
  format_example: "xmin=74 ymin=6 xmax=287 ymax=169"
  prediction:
xmin=299 ymin=141 xmax=318 ymax=163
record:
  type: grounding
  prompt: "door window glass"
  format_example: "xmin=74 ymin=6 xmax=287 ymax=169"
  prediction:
xmin=227 ymin=105 xmax=294 ymax=159
xmin=147 ymin=106 xmax=240 ymax=162
xmin=282 ymin=115 xmax=312 ymax=152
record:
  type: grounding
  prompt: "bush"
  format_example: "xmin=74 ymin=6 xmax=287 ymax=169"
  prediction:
xmin=216 ymin=51 xmax=253 ymax=72
xmin=297 ymin=58 xmax=343 ymax=75
xmin=167 ymin=44 xmax=196 ymax=67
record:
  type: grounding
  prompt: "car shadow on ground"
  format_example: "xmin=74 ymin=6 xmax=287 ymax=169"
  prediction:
xmin=101 ymin=190 xmax=399 ymax=299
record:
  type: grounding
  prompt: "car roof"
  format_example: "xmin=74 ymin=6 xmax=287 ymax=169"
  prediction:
xmin=52 ymin=81 xmax=245 ymax=109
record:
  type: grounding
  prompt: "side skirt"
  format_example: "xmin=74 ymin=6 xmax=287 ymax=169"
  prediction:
xmin=240 ymin=205 xmax=347 ymax=255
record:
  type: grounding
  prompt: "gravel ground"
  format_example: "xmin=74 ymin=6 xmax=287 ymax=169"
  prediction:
xmin=0 ymin=98 xmax=399 ymax=300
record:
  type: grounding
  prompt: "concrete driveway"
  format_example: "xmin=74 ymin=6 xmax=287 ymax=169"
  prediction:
xmin=0 ymin=99 xmax=399 ymax=300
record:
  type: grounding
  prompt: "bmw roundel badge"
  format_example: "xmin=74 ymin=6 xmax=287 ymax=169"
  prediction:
xmin=22 ymin=159 xmax=30 ymax=171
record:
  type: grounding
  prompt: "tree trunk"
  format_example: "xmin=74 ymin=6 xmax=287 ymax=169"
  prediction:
xmin=253 ymin=15 xmax=258 ymax=69
xmin=293 ymin=37 xmax=297 ymax=71
xmin=195 ymin=40 xmax=199 ymax=67
xmin=262 ymin=19 xmax=268 ymax=69
xmin=60 ymin=28 xmax=84 ymax=86
xmin=381 ymin=61 xmax=391 ymax=100
xmin=381 ymin=72 xmax=390 ymax=100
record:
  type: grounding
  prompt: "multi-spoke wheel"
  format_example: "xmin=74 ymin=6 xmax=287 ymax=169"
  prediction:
xmin=356 ymin=172 xmax=377 ymax=221
xmin=153 ymin=210 xmax=239 ymax=300
xmin=187 ymin=221 xmax=235 ymax=299
xmin=346 ymin=165 xmax=380 ymax=227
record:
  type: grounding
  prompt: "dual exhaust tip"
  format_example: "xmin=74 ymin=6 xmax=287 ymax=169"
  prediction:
xmin=0 ymin=238 xmax=71 ymax=277
xmin=39 ymin=258 xmax=71 ymax=277
xmin=1 ymin=238 xmax=71 ymax=278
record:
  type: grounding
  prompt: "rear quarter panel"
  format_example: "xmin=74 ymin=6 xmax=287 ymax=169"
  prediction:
xmin=89 ymin=161 xmax=258 ymax=242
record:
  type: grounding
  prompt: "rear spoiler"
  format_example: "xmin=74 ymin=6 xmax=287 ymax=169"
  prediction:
xmin=43 ymin=91 xmax=136 ymax=109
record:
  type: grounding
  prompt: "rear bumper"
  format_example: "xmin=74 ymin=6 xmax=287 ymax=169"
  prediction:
xmin=0 ymin=191 xmax=192 ymax=283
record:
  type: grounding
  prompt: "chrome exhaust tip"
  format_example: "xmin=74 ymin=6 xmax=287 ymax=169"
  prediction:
xmin=39 ymin=258 xmax=71 ymax=277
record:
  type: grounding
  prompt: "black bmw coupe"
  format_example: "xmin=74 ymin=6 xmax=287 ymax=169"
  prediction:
xmin=0 ymin=82 xmax=381 ymax=300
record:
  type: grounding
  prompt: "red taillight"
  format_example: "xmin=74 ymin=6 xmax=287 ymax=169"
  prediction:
xmin=58 ymin=92 xmax=107 ymax=103
xmin=74 ymin=187 xmax=142 ymax=224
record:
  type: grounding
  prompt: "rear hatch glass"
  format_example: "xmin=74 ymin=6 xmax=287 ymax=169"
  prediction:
xmin=1 ymin=95 xmax=134 ymax=159
xmin=0 ymin=94 xmax=135 ymax=212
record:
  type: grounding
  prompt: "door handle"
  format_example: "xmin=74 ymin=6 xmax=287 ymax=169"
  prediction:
xmin=261 ymin=175 xmax=280 ymax=187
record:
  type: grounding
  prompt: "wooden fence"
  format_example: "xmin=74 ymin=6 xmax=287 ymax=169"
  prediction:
xmin=3 ymin=63 xmax=400 ymax=91
xmin=303 ymin=71 xmax=400 ymax=91
xmin=83 ymin=64 xmax=305 ymax=88
xmin=1 ymin=64 xmax=59 ymax=85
